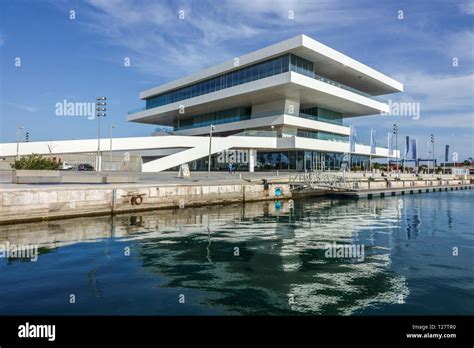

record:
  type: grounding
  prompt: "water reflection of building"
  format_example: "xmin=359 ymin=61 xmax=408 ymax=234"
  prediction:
xmin=0 ymin=197 xmax=413 ymax=315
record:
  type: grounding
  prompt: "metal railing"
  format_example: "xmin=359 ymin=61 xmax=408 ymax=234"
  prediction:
xmin=127 ymin=68 xmax=387 ymax=116
xmin=127 ymin=107 xmax=146 ymax=115
xmin=313 ymin=73 xmax=374 ymax=99
xmin=291 ymin=171 xmax=362 ymax=191
xmin=234 ymin=130 xmax=278 ymax=137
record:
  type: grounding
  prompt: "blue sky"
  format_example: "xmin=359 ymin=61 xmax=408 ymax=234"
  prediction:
xmin=1 ymin=0 xmax=473 ymax=161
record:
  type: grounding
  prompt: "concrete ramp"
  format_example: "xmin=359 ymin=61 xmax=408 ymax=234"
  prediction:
xmin=142 ymin=137 xmax=235 ymax=172
xmin=0 ymin=135 xmax=277 ymax=173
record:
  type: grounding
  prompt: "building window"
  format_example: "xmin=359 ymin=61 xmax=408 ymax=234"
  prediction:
xmin=145 ymin=53 xmax=318 ymax=110
xmin=174 ymin=107 xmax=251 ymax=130
xmin=300 ymin=106 xmax=343 ymax=125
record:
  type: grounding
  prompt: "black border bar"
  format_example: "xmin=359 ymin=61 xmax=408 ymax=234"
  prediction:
xmin=0 ymin=315 xmax=472 ymax=346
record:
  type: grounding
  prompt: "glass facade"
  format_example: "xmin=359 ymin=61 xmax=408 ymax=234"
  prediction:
xmin=173 ymin=150 xmax=371 ymax=172
xmin=145 ymin=54 xmax=314 ymax=110
xmin=296 ymin=130 xmax=348 ymax=142
xmin=174 ymin=107 xmax=251 ymax=130
xmin=299 ymin=107 xmax=343 ymax=125
xmin=256 ymin=151 xmax=369 ymax=171
xmin=290 ymin=54 xmax=315 ymax=77
xmin=172 ymin=104 xmax=346 ymax=132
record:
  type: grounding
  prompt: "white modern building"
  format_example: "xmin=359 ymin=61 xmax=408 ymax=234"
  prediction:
xmin=127 ymin=34 xmax=402 ymax=172
xmin=0 ymin=35 xmax=402 ymax=172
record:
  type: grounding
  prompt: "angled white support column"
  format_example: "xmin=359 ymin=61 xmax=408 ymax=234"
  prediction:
xmin=249 ymin=149 xmax=256 ymax=172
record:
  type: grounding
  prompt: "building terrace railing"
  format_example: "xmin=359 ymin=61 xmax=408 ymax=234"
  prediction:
xmin=232 ymin=130 xmax=373 ymax=148
xmin=312 ymin=73 xmax=374 ymax=98
xmin=127 ymin=106 xmax=146 ymax=115
xmin=298 ymin=112 xmax=343 ymax=125
xmin=127 ymin=72 xmax=385 ymax=117
xmin=234 ymin=130 xmax=278 ymax=137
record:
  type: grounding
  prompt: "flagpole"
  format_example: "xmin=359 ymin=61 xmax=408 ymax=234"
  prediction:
xmin=403 ymin=138 xmax=405 ymax=173
xmin=348 ymin=125 xmax=353 ymax=173
xmin=387 ymin=132 xmax=391 ymax=173
xmin=369 ymin=128 xmax=375 ymax=173
xmin=443 ymin=145 xmax=448 ymax=175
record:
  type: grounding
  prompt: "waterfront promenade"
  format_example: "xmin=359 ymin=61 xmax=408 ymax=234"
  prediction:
xmin=0 ymin=170 xmax=294 ymax=224
xmin=0 ymin=170 xmax=283 ymax=187
xmin=0 ymin=170 xmax=471 ymax=224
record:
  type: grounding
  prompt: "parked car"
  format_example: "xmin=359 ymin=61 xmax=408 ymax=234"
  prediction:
xmin=77 ymin=164 xmax=95 ymax=171
xmin=60 ymin=162 xmax=74 ymax=170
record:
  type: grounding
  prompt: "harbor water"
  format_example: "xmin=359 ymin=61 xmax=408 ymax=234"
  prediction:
xmin=0 ymin=190 xmax=472 ymax=315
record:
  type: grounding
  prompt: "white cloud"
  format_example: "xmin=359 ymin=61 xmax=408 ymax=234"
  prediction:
xmin=69 ymin=0 xmax=472 ymax=86
xmin=78 ymin=0 xmax=374 ymax=79
xmin=354 ymin=112 xmax=473 ymax=129
xmin=458 ymin=0 xmax=474 ymax=15
xmin=352 ymin=71 xmax=474 ymax=136
xmin=6 ymin=102 xmax=39 ymax=113
xmin=391 ymin=72 xmax=474 ymax=113
xmin=444 ymin=30 xmax=474 ymax=63
xmin=418 ymin=112 xmax=474 ymax=129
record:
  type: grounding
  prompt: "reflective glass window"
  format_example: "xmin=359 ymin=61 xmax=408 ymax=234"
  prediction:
xmin=145 ymin=54 xmax=316 ymax=109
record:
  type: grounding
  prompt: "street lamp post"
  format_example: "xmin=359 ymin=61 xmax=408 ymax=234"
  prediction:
xmin=96 ymin=97 xmax=107 ymax=172
xmin=109 ymin=124 xmax=116 ymax=173
xmin=208 ymin=124 xmax=215 ymax=179
xmin=393 ymin=124 xmax=399 ymax=173
xmin=16 ymin=125 xmax=24 ymax=159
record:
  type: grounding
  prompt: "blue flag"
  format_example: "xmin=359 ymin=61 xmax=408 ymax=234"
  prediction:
xmin=405 ymin=136 xmax=410 ymax=158
xmin=411 ymin=139 xmax=417 ymax=160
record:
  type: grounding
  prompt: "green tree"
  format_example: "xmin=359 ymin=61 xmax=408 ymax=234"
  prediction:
xmin=11 ymin=154 xmax=60 ymax=170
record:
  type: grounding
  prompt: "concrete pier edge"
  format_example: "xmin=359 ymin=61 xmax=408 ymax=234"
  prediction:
xmin=0 ymin=176 xmax=471 ymax=225
xmin=0 ymin=182 xmax=292 ymax=225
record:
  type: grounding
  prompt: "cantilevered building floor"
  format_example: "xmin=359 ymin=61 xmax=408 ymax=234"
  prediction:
xmin=127 ymin=34 xmax=403 ymax=172
xmin=0 ymin=35 xmax=402 ymax=172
